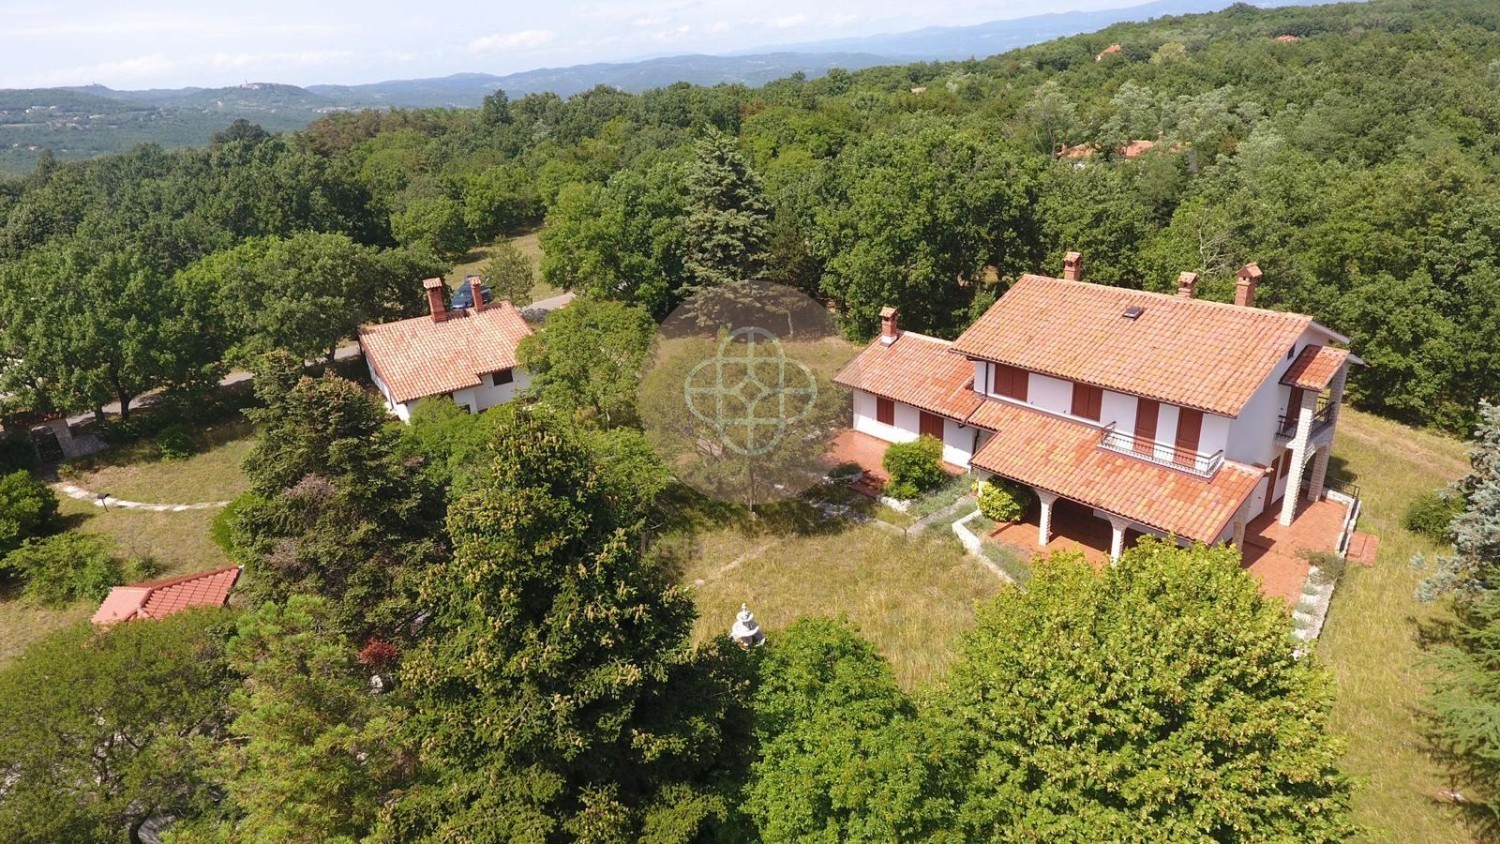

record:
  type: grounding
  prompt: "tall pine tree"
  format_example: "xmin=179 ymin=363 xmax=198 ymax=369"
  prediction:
xmin=1422 ymin=402 xmax=1500 ymax=821
xmin=681 ymin=129 xmax=771 ymax=297
xmin=375 ymin=407 xmax=746 ymax=843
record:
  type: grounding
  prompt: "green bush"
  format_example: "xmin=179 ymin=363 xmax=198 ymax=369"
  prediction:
xmin=3 ymin=533 xmax=123 ymax=606
xmin=1404 ymin=489 xmax=1463 ymax=541
xmin=827 ymin=461 xmax=864 ymax=480
xmin=211 ymin=492 xmax=255 ymax=554
xmin=0 ymin=431 xmax=39 ymax=474
xmin=882 ymin=436 xmax=946 ymax=500
xmin=1301 ymin=549 xmax=1347 ymax=586
xmin=977 ymin=479 xmax=1033 ymax=523
xmin=155 ymin=425 xmax=198 ymax=460
xmin=0 ymin=470 xmax=61 ymax=558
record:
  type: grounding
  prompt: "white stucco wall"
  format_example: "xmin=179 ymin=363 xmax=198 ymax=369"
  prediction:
xmin=851 ymin=390 xmax=977 ymax=467
xmin=1027 ymin=373 xmax=1072 ymax=415
xmin=367 ymin=360 xmax=414 ymax=423
xmin=450 ymin=367 xmax=532 ymax=415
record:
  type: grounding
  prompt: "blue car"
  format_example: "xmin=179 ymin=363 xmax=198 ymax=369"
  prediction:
xmin=448 ymin=275 xmax=494 ymax=310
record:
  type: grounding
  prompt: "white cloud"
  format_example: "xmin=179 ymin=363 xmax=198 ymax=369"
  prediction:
xmin=652 ymin=25 xmax=692 ymax=41
xmin=467 ymin=29 xmax=557 ymax=54
xmin=771 ymin=14 xmax=807 ymax=28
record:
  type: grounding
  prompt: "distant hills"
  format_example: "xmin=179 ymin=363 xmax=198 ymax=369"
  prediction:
xmin=0 ymin=0 xmax=1333 ymax=174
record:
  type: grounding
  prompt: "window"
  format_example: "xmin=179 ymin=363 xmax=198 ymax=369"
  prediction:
xmin=491 ymin=368 xmax=514 ymax=386
xmin=991 ymin=363 xmax=1029 ymax=401
xmin=919 ymin=411 xmax=944 ymax=440
xmin=1070 ymin=382 xmax=1104 ymax=421
xmin=876 ymin=396 xmax=895 ymax=426
xmin=1173 ymin=408 xmax=1203 ymax=468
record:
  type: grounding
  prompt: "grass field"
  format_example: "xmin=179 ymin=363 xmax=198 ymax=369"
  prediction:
xmin=445 ymin=229 xmax=561 ymax=303
xmin=0 ymin=425 xmax=253 ymax=669
xmin=676 ymin=518 xmax=1005 ymax=690
xmin=1319 ymin=408 xmax=1474 ymax=842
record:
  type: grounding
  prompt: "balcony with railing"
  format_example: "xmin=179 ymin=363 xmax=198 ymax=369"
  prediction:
xmin=1097 ymin=423 xmax=1224 ymax=479
xmin=1275 ymin=398 xmax=1334 ymax=442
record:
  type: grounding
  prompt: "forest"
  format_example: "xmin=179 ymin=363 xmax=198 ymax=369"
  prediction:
xmin=1 ymin=0 xmax=1498 ymax=434
xmin=2 ymin=0 xmax=1500 ymax=841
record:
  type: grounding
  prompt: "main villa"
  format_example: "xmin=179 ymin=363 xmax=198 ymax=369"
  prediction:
xmin=836 ymin=253 xmax=1360 ymax=564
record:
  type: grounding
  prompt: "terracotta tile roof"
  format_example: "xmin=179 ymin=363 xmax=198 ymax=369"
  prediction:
xmin=966 ymin=400 xmax=1263 ymax=544
xmin=92 ymin=566 xmax=240 ymax=626
xmin=950 ymin=275 xmax=1313 ymax=417
xmin=834 ymin=331 xmax=983 ymax=421
xmin=1281 ymin=344 xmax=1348 ymax=391
xmin=358 ymin=303 xmax=533 ymax=404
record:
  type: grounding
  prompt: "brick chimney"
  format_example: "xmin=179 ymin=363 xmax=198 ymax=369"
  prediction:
xmin=469 ymin=276 xmax=487 ymax=313
xmin=423 ymin=278 xmax=447 ymax=323
xmin=1235 ymin=263 xmax=1262 ymax=308
xmin=879 ymin=306 xmax=900 ymax=345
xmin=1176 ymin=271 xmax=1199 ymax=299
xmin=1063 ymin=251 xmax=1083 ymax=281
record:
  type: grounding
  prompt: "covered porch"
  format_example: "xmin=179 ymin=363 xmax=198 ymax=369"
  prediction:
xmin=985 ymin=496 xmax=1147 ymax=567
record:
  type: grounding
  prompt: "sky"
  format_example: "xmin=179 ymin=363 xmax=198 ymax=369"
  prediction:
xmin=0 ymin=0 xmax=1156 ymax=90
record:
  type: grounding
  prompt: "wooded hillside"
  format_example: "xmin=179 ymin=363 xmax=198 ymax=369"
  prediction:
xmin=2 ymin=0 xmax=1496 ymax=432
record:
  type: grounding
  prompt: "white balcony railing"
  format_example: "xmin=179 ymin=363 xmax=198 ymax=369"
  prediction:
xmin=1098 ymin=423 xmax=1224 ymax=479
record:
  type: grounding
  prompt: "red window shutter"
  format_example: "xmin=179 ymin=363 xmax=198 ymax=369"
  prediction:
xmin=1071 ymin=383 xmax=1103 ymax=421
xmin=1133 ymin=399 xmax=1159 ymax=454
xmin=876 ymin=396 xmax=895 ymax=426
xmin=1174 ymin=408 xmax=1203 ymax=467
xmin=920 ymin=411 xmax=944 ymax=440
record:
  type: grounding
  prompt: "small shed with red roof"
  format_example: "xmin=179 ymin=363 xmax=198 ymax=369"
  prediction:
xmin=92 ymin=566 xmax=241 ymax=626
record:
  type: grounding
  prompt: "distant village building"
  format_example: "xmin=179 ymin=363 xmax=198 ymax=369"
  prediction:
xmin=92 ymin=566 xmax=240 ymax=626
xmin=1095 ymin=43 xmax=1123 ymax=61
xmin=836 ymin=253 xmax=1359 ymax=563
xmin=358 ymin=277 xmax=533 ymax=423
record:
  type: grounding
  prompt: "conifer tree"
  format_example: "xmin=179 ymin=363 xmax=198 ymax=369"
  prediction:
xmin=682 ymin=129 xmax=771 ymax=296
xmin=375 ymin=407 xmax=745 ymax=843
xmin=1421 ymin=402 xmax=1500 ymax=819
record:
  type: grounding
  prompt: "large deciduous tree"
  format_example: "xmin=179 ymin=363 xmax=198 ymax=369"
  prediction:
xmin=0 ymin=612 xmax=235 ymax=843
xmin=745 ymin=617 xmax=952 ymax=843
xmin=934 ymin=540 xmax=1354 ymax=842
xmin=517 ymin=298 xmax=656 ymax=428
xmin=376 ymin=407 xmax=744 ymax=843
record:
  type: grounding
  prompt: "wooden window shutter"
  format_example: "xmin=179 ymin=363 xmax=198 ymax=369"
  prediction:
xmin=1134 ymin=399 xmax=1159 ymax=454
xmin=1174 ymin=408 xmax=1203 ymax=467
xmin=1071 ymin=383 xmax=1103 ymax=421
xmin=919 ymin=411 xmax=944 ymax=440
xmin=876 ymin=396 xmax=895 ymax=426
xmin=993 ymin=364 xmax=1028 ymax=401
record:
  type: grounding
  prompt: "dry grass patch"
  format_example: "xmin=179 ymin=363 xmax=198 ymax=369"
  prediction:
xmin=678 ymin=522 xmax=1004 ymax=689
xmin=60 ymin=420 xmax=254 ymax=504
xmin=1318 ymin=408 xmax=1474 ymax=842
xmin=445 ymin=229 xmax=560 ymax=302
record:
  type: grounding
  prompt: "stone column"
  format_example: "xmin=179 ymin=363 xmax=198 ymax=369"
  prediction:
xmin=1108 ymin=516 xmax=1130 ymax=564
xmin=1278 ymin=388 xmax=1318 ymax=527
xmin=1233 ymin=518 xmax=1246 ymax=551
xmin=1037 ymin=490 xmax=1059 ymax=547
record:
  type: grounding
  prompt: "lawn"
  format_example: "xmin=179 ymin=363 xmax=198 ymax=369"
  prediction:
xmin=58 ymin=420 xmax=255 ymax=504
xmin=674 ymin=517 xmax=1005 ymax=690
xmin=1318 ymin=408 xmax=1475 ymax=842
xmin=0 ymin=424 xmax=253 ymax=669
xmin=444 ymin=229 xmax=561 ymax=303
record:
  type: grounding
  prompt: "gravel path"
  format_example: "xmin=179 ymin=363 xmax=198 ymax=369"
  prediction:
xmin=52 ymin=481 xmax=230 ymax=512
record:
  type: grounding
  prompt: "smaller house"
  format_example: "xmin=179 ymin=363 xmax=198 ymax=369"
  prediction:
xmin=1096 ymin=43 xmax=1122 ymax=61
xmin=92 ymin=566 xmax=240 ymax=626
xmin=358 ymin=277 xmax=534 ymax=422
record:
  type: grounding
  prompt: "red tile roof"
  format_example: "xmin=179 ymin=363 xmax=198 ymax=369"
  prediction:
xmin=967 ymin=400 xmax=1263 ymax=544
xmin=950 ymin=275 xmax=1313 ymax=417
xmin=834 ymin=331 xmax=983 ymax=422
xmin=358 ymin=303 xmax=533 ymax=404
xmin=92 ymin=566 xmax=240 ymax=625
xmin=1281 ymin=344 xmax=1348 ymax=391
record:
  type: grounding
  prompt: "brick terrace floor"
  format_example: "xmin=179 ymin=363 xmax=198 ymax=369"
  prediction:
xmin=1240 ymin=497 xmax=1349 ymax=604
xmin=983 ymin=494 xmax=1351 ymax=607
